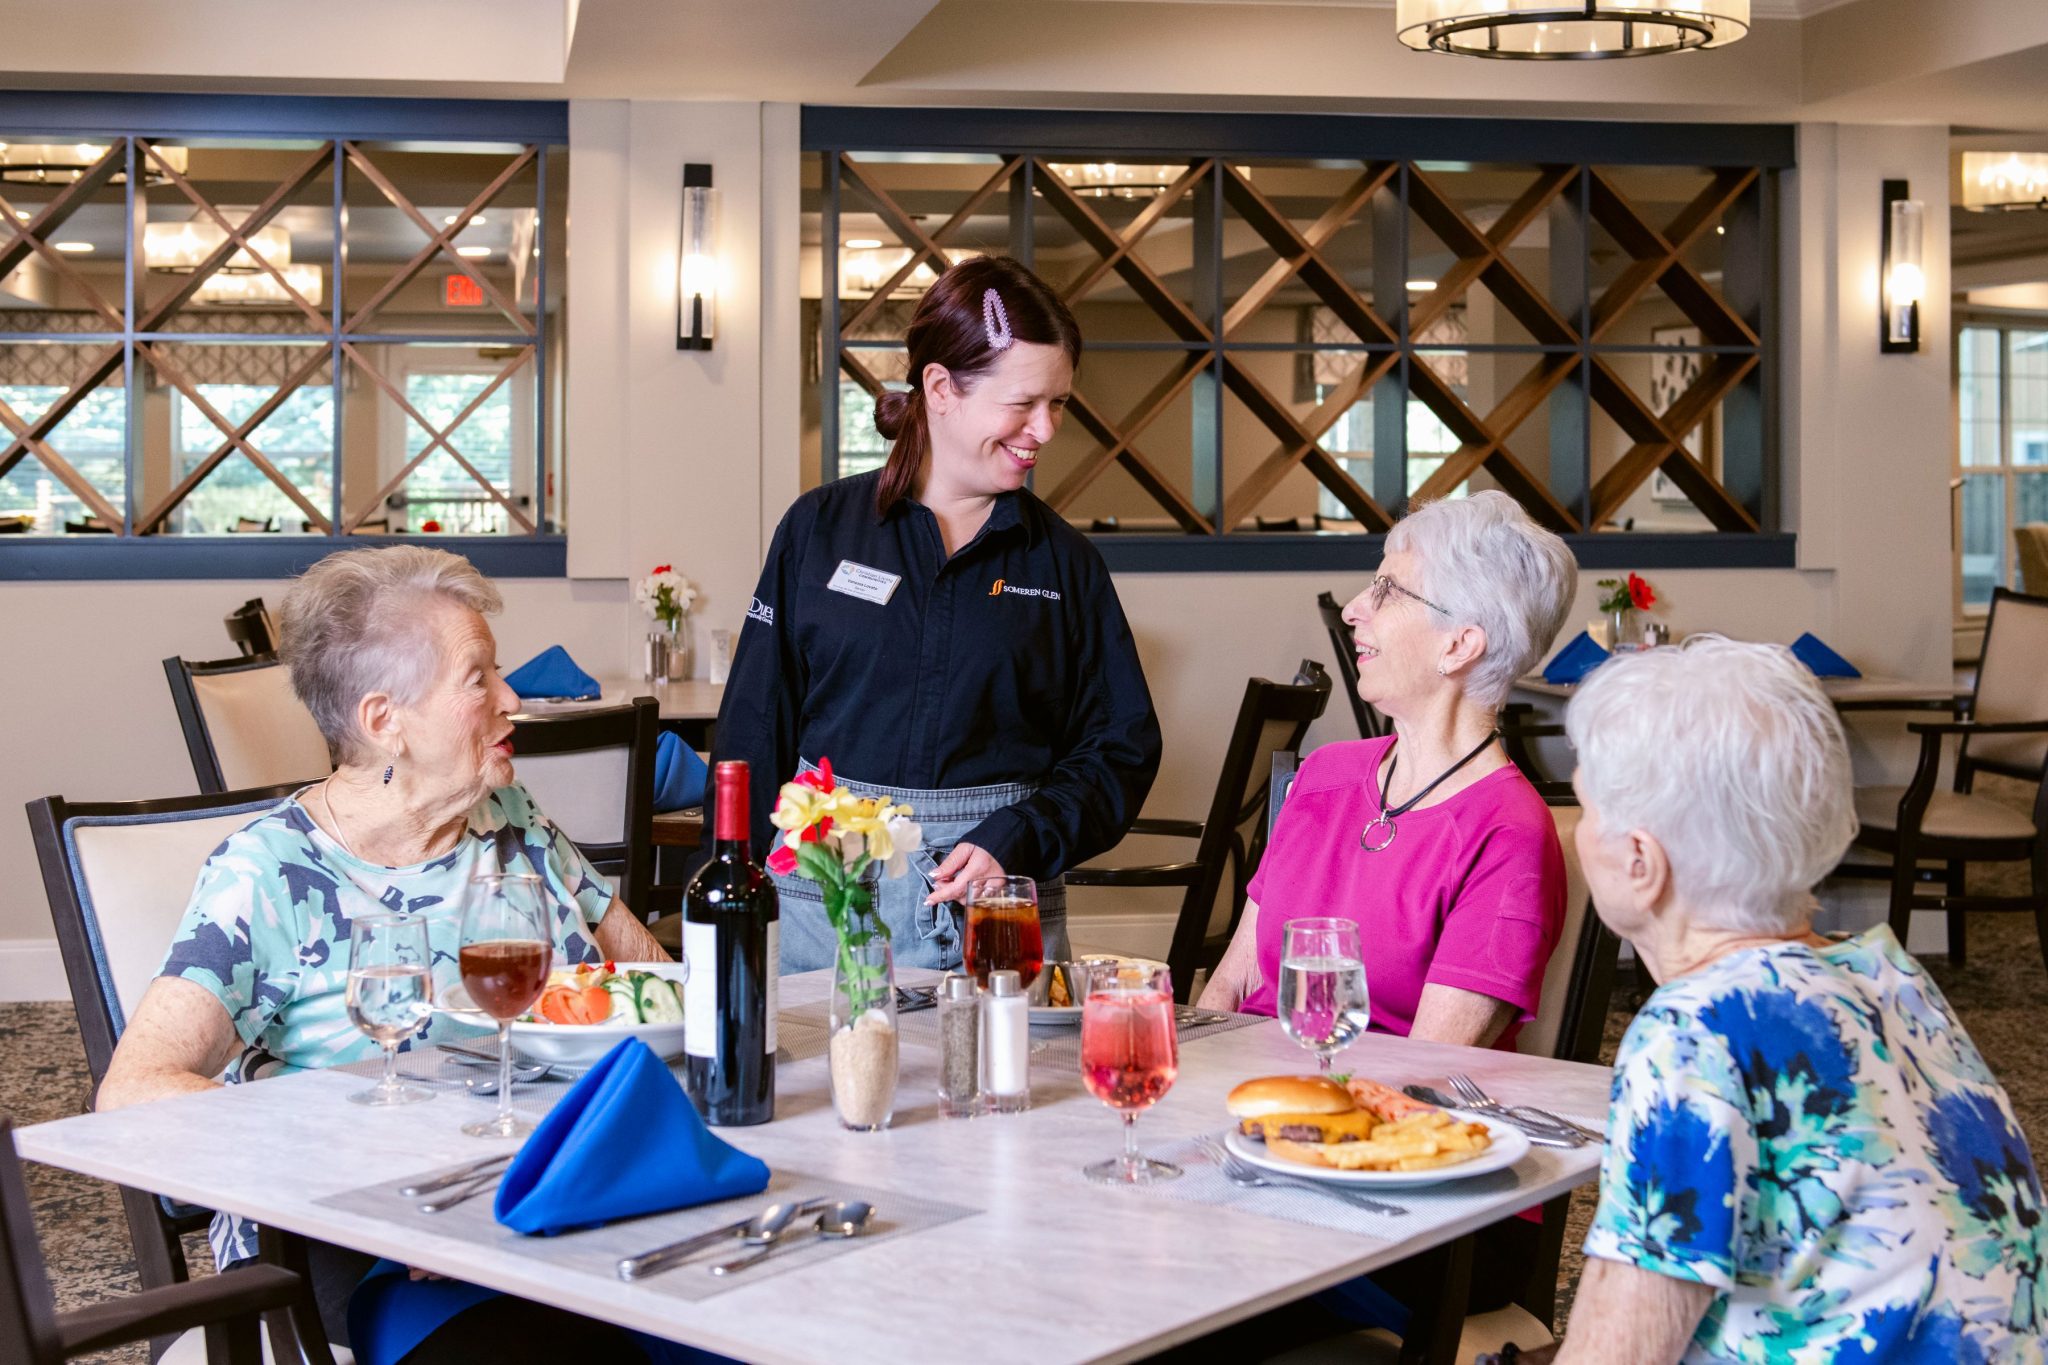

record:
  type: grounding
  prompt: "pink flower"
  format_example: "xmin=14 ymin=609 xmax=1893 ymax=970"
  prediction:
xmin=766 ymin=841 xmax=797 ymax=876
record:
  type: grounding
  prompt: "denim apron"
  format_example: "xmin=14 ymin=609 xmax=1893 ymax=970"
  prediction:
xmin=772 ymin=766 xmax=1072 ymax=974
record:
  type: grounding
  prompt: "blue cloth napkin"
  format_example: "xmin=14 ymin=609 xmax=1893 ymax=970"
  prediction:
xmin=1542 ymin=630 xmax=1612 ymax=685
xmin=654 ymin=732 xmax=709 ymax=812
xmin=494 ymin=1037 xmax=769 ymax=1236
xmin=503 ymin=645 xmax=601 ymax=700
xmin=1789 ymin=632 xmax=1861 ymax=678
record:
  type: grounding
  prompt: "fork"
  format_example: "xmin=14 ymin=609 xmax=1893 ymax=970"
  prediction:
xmin=1445 ymin=1074 xmax=1599 ymax=1144
xmin=1193 ymin=1135 xmax=1407 ymax=1216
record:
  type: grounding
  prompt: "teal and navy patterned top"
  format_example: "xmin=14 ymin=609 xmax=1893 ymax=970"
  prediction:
xmin=156 ymin=782 xmax=612 ymax=1265
xmin=1583 ymin=924 xmax=2046 ymax=1363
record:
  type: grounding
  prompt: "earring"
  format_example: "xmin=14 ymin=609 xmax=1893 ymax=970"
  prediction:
xmin=382 ymin=762 xmax=394 ymax=786
xmin=1436 ymin=663 xmax=1448 ymax=676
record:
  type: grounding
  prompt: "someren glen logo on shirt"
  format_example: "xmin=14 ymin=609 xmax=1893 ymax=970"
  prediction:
xmin=988 ymin=578 xmax=1061 ymax=601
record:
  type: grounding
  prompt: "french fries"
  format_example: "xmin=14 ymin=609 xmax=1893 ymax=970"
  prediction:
xmin=1268 ymin=1104 xmax=1493 ymax=1172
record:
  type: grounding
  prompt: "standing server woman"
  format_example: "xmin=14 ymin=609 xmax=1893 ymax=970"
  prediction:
xmin=717 ymin=255 xmax=1161 ymax=972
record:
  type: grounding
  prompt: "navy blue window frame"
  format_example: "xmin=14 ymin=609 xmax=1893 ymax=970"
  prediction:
xmin=804 ymin=106 xmax=1796 ymax=573
xmin=0 ymin=92 xmax=568 ymax=581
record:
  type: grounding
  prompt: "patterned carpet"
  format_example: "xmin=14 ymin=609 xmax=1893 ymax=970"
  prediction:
xmin=6 ymin=778 xmax=2042 ymax=1362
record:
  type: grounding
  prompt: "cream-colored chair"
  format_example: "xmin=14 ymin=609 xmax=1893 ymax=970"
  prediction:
xmin=28 ymin=785 xmax=348 ymax=1365
xmin=164 ymin=655 xmax=332 ymax=794
xmin=509 ymin=698 xmax=658 ymax=914
xmin=1844 ymin=586 xmax=2048 ymax=971
xmin=2015 ymin=524 xmax=2048 ymax=596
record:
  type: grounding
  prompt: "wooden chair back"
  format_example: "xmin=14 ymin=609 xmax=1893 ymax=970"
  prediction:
xmin=0 ymin=1122 xmax=62 ymax=1365
xmin=163 ymin=655 xmax=331 ymax=795
xmin=2014 ymin=524 xmax=2048 ymax=597
xmin=509 ymin=699 xmax=659 ymax=916
xmin=1317 ymin=589 xmax=1387 ymax=739
xmin=222 ymin=598 xmax=277 ymax=659
xmin=1966 ymin=586 xmax=2048 ymax=780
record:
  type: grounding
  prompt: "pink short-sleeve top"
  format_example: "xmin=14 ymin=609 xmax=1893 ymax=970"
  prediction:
xmin=1240 ymin=736 xmax=1567 ymax=1050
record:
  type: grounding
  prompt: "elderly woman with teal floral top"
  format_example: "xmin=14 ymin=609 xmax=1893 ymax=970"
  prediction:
xmin=98 ymin=545 xmax=674 ymax=1365
xmin=1484 ymin=638 xmax=2046 ymax=1365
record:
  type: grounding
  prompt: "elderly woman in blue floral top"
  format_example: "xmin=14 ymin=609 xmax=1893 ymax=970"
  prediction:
xmin=98 ymin=545 xmax=674 ymax=1365
xmin=1489 ymin=637 xmax=2045 ymax=1365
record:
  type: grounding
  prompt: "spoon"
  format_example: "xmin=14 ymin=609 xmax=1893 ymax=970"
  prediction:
xmin=710 ymin=1200 xmax=876 ymax=1276
xmin=617 ymin=1198 xmax=820 ymax=1282
xmin=463 ymin=1063 xmax=555 ymax=1097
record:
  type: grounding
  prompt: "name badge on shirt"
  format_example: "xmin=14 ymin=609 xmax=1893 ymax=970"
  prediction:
xmin=827 ymin=560 xmax=901 ymax=606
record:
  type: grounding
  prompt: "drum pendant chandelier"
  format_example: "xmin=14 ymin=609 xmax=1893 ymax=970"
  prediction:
xmin=1395 ymin=0 xmax=1750 ymax=58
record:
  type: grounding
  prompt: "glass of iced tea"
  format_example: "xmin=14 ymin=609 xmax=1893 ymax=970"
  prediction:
xmin=458 ymin=872 xmax=551 ymax=1139
xmin=964 ymin=875 xmax=1042 ymax=990
xmin=1079 ymin=962 xmax=1181 ymax=1185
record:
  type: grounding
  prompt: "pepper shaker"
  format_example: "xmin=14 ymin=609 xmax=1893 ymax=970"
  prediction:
xmin=937 ymin=972 xmax=980 ymax=1118
xmin=979 ymin=969 xmax=1030 ymax=1115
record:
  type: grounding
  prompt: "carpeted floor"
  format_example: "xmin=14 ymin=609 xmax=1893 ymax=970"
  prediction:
xmin=7 ymin=778 xmax=2043 ymax=1363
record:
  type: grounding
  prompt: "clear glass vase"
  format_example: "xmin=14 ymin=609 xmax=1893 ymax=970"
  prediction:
xmin=828 ymin=900 xmax=898 ymax=1132
xmin=1608 ymin=605 xmax=1637 ymax=650
xmin=665 ymin=618 xmax=692 ymax=681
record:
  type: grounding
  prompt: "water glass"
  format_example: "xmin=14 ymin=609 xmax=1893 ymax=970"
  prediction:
xmin=1278 ymin=917 xmax=1370 ymax=1073
xmin=345 ymin=914 xmax=435 ymax=1107
xmin=458 ymin=872 xmax=552 ymax=1139
xmin=964 ymin=875 xmax=1042 ymax=990
xmin=1079 ymin=962 xmax=1181 ymax=1185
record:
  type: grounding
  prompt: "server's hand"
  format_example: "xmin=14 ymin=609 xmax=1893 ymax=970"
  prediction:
xmin=924 ymin=841 xmax=1005 ymax=906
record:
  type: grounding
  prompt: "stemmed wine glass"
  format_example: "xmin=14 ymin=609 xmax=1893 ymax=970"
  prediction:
xmin=1079 ymin=962 xmax=1181 ymax=1185
xmin=964 ymin=875 xmax=1042 ymax=989
xmin=345 ymin=914 xmax=435 ymax=1106
xmin=1278 ymin=918 xmax=1370 ymax=1074
xmin=459 ymin=872 xmax=552 ymax=1139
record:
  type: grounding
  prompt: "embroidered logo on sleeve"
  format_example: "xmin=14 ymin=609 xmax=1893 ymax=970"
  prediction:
xmin=988 ymin=578 xmax=1061 ymax=601
xmin=747 ymin=596 xmax=775 ymax=626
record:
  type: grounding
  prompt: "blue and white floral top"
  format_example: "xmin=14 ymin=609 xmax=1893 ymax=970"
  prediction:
xmin=156 ymin=782 xmax=612 ymax=1265
xmin=1583 ymin=924 xmax=2046 ymax=1363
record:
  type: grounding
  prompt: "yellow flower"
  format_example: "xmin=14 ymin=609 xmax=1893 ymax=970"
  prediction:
xmin=770 ymin=782 xmax=836 ymax=834
xmin=838 ymin=798 xmax=912 ymax=864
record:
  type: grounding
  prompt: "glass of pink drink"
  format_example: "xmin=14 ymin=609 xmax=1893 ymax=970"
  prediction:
xmin=1079 ymin=962 xmax=1182 ymax=1185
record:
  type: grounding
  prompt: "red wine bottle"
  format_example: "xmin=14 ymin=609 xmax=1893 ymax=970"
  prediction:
xmin=682 ymin=760 xmax=778 ymax=1125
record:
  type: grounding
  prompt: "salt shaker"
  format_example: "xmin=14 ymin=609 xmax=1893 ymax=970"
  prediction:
xmin=979 ymin=969 xmax=1030 ymax=1114
xmin=937 ymin=972 xmax=980 ymax=1118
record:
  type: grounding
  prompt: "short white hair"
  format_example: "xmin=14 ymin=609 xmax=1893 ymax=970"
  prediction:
xmin=280 ymin=545 xmax=503 ymax=765
xmin=1565 ymin=636 xmax=1859 ymax=934
xmin=1386 ymin=490 xmax=1577 ymax=708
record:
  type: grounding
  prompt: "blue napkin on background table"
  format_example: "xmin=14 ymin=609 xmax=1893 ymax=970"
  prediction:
xmin=1789 ymin=632 xmax=1860 ymax=678
xmin=503 ymin=645 xmax=601 ymax=701
xmin=1542 ymin=630 xmax=1611 ymax=685
xmin=494 ymin=1037 xmax=769 ymax=1236
xmin=654 ymin=732 xmax=709 ymax=812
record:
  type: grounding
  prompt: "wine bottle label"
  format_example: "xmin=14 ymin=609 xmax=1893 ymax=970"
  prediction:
xmin=684 ymin=921 xmax=717 ymax=1059
xmin=764 ymin=921 xmax=779 ymax=1054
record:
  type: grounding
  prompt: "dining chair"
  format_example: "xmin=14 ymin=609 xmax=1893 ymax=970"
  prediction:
xmin=510 ymin=698 xmax=659 ymax=920
xmin=1497 ymin=702 xmax=1572 ymax=802
xmin=0 ymin=1120 xmax=314 ymax=1365
xmin=2014 ymin=524 xmax=2048 ymax=596
xmin=1316 ymin=590 xmax=1388 ymax=739
xmin=163 ymin=655 xmax=332 ymax=795
xmin=1834 ymin=586 xmax=2048 ymax=970
xmin=1068 ymin=660 xmax=1332 ymax=1001
xmin=222 ymin=598 xmax=278 ymax=659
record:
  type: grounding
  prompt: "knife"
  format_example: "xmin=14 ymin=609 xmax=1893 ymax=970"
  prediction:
xmin=1401 ymin=1084 xmax=1582 ymax=1148
xmin=616 ymin=1197 xmax=830 ymax=1282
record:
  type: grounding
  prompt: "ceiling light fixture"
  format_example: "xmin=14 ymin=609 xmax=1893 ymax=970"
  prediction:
xmin=143 ymin=219 xmax=291 ymax=274
xmin=52 ymin=240 xmax=93 ymax=253
xmin=1960 ymin=152 xmax=2048 ymax=212
xmin=1054 ymin=163 xmax=1188 ymax=200
xmin=844 ymin=238 xmax=884 ymax=250
xmin=1395 ymin=1 xmax=1748 ymax=58
xmin=0 ymin=141 xmax=188 ymax=184
xmin=457 ymin=245 xmax=492 ymax=258
xmin=443 ymin=213 xmax=488 ymax=227
xmin=1405 ymin=279 xmax=1438 ymax=292
xmin=194 ymin=263 xmax=325 ymax=307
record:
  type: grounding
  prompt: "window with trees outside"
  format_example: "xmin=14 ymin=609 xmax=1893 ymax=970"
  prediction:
xmin=1955 ymin=323 xmax=2048 ymax=611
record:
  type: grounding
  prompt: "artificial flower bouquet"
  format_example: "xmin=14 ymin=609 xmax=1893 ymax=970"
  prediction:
xmin=1596 ymin=571 xmax=1656 ymax=616
xmin=634 ymin=563 xmax=697 ymax=629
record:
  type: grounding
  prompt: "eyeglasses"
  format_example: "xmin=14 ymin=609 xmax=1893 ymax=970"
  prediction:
xmin=1368 ymin=573 xmax=1451 ymax=617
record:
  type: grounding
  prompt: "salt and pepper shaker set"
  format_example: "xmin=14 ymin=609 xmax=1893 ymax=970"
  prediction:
xmin=936 ymin=969 xmax=1029 ymax=1118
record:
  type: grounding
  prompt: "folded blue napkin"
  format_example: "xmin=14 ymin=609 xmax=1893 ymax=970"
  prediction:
xmin=1789 ymin=632 xmax=1861 ymax=678
xmin=654 ymin=732 xmax=709 ymax=812
xmin=495 ymin=1037 xmax=769 ymax=1236
xmin=1542 ymin=630 xmax=1612 ymax=685
xmin=503 ymin=645 xmax=601 ymax=700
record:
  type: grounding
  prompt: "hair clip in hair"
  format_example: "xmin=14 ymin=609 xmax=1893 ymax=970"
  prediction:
xmin=982 ymin=288 xmax=1014 ymax=352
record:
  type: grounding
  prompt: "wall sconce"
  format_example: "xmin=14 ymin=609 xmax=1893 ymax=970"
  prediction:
xmin=677 ymin=163 xmax=718 ymax=351
xmin=1880 ymin=179 xmax=1923 ymax=354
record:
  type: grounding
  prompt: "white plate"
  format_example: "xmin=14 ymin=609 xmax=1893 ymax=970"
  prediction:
xmin=1028 ymin=1004 xmax=1083 ymax=1027
xmin=1223 ymin=1110 xmax=1531 ymax=1187
xmin=451 ymin=963 xmax=691 ymax=1068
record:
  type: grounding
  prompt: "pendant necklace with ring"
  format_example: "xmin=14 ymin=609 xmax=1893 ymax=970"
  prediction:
xmin=1360 ymin=731 xmax=1502 ymax=852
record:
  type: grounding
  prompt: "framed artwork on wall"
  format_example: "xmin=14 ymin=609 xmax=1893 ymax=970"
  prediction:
xmin=1648 ymin=325 xmax=1714 ymax=504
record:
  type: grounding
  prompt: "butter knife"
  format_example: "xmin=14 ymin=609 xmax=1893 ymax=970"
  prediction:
xmin=617 ymin=1198 xmax=830 ymax=1282
xmin=1401 ymin=1084 xmax=1581 ymax=1148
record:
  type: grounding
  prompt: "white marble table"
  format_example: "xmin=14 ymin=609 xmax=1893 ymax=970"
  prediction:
xmin=514 ymin=675 xmax=723 ymax=722
xmin=18 ymin=971 xmax=1610 ymax=1365
xmin=1514 ymin=670 xmax=1959 ymax=705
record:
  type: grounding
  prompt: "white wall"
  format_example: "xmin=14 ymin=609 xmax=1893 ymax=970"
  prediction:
xmin=0 ymin=109 xmax=1960 ymax=994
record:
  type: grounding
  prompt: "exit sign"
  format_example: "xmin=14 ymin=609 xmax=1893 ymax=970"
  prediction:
xmin=444 ymin=275 xmax=484 ymax=308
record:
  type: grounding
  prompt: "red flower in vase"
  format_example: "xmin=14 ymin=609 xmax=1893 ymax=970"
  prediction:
xmin=766 ymin=842 xmax=798 ymax=876
xmin=420 ymin=519 xmax=441 ymax=533
xmin=1627 ymin=573 xmax=1656 ymax=610
xmin=652 ymin=563 xmax=672 ymax=575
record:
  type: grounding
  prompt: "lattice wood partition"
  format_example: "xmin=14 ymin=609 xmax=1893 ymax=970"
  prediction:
xmin=0 ymin=138 xmax=544 ymax=535
xmin=823 ymin=151 xmax=1769 ymax=538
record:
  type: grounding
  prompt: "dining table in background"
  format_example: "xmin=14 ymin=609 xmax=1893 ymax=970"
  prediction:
xmin=513 ymin=674 xmax=724 ymax=723
xmin=17 ymin=968 xmax=1610 ymax=1365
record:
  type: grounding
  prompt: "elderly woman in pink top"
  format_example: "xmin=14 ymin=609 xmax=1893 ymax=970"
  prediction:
xmin=1201 ymin=490 xmax=1577 ymax=1050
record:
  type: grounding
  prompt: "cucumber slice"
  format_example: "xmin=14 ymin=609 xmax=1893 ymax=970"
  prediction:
xmin=603 ymin=976 xmax=637 ymax=1022
xmin=634 ymin=972 xmax=685 ymax=1024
